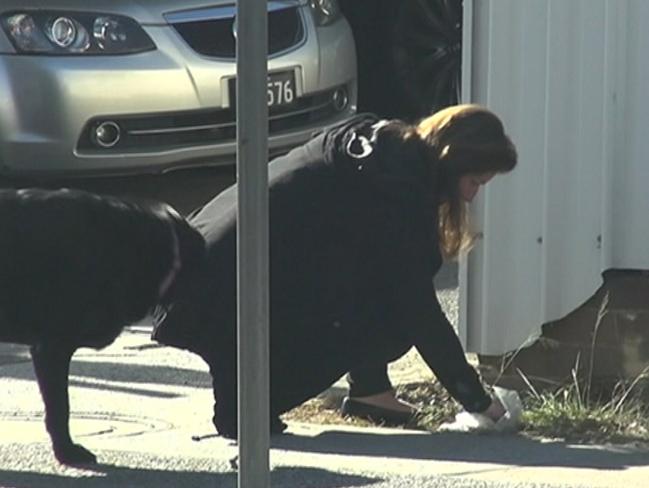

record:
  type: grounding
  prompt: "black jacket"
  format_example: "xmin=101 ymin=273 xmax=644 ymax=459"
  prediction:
xmin=154 ymin=115 xmax=491 ymax=424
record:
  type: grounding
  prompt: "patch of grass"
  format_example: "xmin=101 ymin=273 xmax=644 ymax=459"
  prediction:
xmin=396 ymin=381 xmax=459 ymax=429
xmin=522 ymin=392 xmax=648 ymax=443
xmin=283 ymin=382 xmax=460 ymax=432
xmin=516 ymin=292 xmax=649 ymax=444
xmin=282 ymin=397 xmax=376 ymax=428
xmin=519 ymin=367 xmax=649 ymax=443
xmin=403 ymin=374 xmax=649 ymax=443
xmin=284 ymin=373 xmax=649 ymax=445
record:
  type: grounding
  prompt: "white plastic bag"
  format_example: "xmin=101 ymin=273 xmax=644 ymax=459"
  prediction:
xmin=438 ymin=386 xmax=523 ymax=434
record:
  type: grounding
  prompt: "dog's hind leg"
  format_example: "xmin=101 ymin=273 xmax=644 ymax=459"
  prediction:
xmin=30 ymin=343 xmax=97 ymax=465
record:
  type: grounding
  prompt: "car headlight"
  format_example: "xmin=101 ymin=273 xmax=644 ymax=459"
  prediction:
xmin=309 ymin=0 xmax=341 ymax=26
xmin=0 ymin=11 xmax=155 ymax=55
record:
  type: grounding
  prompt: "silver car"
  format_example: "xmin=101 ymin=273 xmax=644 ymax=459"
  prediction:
xmin=0 ymin=0 xmax=356 ymax=177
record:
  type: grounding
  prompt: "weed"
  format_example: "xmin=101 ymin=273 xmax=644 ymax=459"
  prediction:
xmin=515 ymin=291 xmax=649 ymax=443
xmin=520 ymin=368 xmax=649 ymax=443
xmin=397 ymin=381 xmax=459 ymax=429
xmin=284 ymin=371 xmax=649 ymax=443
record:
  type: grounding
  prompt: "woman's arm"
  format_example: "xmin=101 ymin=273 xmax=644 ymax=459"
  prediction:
xmin=413 ymin=291 xmax=493 ymax=413
xmin=389 ymin=261 xmax=494 ymax=414
xmin=378 ymin=201 xmax=500 ymax=417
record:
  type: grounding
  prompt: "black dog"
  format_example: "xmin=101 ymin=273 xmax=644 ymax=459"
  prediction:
xmin=0 ymin=188 xmax=205 ymax=465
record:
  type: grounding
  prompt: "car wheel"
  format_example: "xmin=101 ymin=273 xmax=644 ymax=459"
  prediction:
xmin=392 ymin=0 xmax=463 ymax=118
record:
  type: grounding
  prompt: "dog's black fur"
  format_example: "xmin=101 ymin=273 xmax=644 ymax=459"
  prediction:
xmin=0 ymin=188 xmax=205 ymax=465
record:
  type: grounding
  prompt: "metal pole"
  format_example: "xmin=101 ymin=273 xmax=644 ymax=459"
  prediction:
xmin=236 ymin=0 xmax=270 ymax=487
xmin=458 ymin=0 xmax=474 ymax=349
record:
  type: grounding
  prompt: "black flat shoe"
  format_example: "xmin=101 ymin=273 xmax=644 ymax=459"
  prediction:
xmin=340 ymin=397 xmax=415 ymax=425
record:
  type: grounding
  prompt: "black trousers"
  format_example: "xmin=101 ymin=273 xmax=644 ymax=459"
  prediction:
xmin=347 ymin=363 xmax=393 ymax=397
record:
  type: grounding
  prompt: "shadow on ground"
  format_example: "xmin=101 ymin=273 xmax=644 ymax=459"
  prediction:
xmin=1 ymin=353 xmax=211 ymax=402
xmin=272 ymin=430 xmax=649 ymax=470
xmin=2 ymin=358 xmax=211 ymax=390
xmin=0 ymin=465 xmax=376 ymax=488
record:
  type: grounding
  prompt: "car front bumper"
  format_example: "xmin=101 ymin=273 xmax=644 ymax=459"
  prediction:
xmin=0 ymin=15 xmax=356 ymax=177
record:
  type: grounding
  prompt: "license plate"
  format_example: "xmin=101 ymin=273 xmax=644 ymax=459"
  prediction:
xmin=229 ymin=71 xmax=296 ymax=108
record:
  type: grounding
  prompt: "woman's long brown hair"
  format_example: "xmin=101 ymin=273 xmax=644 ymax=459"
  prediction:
xmin=417 ymin=104 xmax=517 ymax=258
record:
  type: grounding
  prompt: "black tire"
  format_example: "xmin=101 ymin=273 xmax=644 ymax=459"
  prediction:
xmin=392 ymin=0 xmax=464 ymax=119
xmin=339 ymin=0 xmax=463 ymax=121
xmin=338 ymin=0 xmax=404 ymax=118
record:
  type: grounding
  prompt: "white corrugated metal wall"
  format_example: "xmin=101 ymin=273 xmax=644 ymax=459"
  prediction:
xmin=460 ymin=0 xmax=649 ymax=355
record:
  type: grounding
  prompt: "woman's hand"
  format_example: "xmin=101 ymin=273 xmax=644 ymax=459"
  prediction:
xmin=482 ymin=397 xmax=506 ymax=423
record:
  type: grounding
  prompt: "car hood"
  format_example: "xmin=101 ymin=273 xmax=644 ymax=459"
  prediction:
xmin=0 ymin=0 xmax=305 ymax=25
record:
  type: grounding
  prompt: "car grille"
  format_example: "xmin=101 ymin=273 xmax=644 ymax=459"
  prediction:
xmin=167 ymin=4 xmax=305 ymax=58
xmin=77 ymin=86 xmax=347 ymax=154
